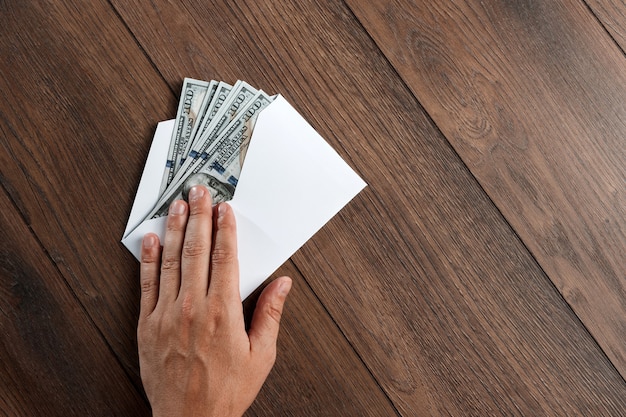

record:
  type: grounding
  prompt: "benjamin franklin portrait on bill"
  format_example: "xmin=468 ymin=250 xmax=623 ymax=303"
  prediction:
xmin=182 ymin=172 xmax=236 ymax=204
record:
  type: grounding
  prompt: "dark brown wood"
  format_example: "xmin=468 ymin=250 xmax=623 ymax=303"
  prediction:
xmin=111 ymin=0 xmax=626 ymax=415
xmin=0 ymin=188 xmax=150 ymax=416
xmin=346 ymin=0 xmax=626 ymax=378
xmin=586 ymin=0 xmax=626 ymax=49
xmin=0 ymin=0 xmax=174 ymax=388
xmin=246 ymin=265 xmax=398 ymax=416
xmin=1 ymin=0 xmax=625 ymax=415
xmin=0 ymin=1 xmax=396 ymax=415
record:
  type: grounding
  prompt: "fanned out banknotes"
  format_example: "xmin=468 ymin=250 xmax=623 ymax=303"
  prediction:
xmin=147 ymin=78 xmax=274 ymax=219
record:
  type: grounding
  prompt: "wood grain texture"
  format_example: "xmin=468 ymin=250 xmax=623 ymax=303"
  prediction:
xmin=2 ymin=0 xmax=625 ymax=415
xmin=346 ymin=0 xmax=626 ymax=377
xmin=0 ymin=1 xmax=395 ymax=415
xmin=0 ymin=0 xmax=174 ymax=388
xmin=0 ymin=188 xmax=150 ymax=416
xmin=246 ymin=265 xmax=399 ymax=416
xmin=112 ymin=0 xmax=626 ymax=415
xmin=586 ymin=0 xmax=626 ymax=48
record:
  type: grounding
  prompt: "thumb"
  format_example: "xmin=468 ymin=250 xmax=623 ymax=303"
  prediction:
xmin=248 ymin=277 xmax=292 ymax=357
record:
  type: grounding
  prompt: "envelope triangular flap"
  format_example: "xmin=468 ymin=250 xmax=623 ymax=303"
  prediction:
xmin=231 ymin=95 xmax=364 ymax=245
xmin=230 ymin=95 xmax=366 ymax=298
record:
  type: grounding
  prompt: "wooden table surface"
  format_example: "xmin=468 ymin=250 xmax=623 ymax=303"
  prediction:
xmin=1 ymin=1 xmax=625 ymax=415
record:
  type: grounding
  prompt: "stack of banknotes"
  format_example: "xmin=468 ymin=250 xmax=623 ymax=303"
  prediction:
xmin=147 ymin=78 xmax=274 ymax=219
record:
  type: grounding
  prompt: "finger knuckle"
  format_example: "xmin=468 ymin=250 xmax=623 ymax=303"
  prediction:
xmin=205 ymin=300 xmax=233 ymax=331
xmin=166 ymin=218 xmax=185 ymax=232
xmin=182 ymin=240 xmax=209 ymax=259
xmin=211 ymin=247 xmax=237 ymax=265
xmin=160 ymin=255 xmax=180 ymax=272
xmin=189 ymin=200 xmax=210 ymax=216
xmin=140 ymin=278 xmax=157 ymax=296
xmin=140 ymin=251 xmax=157 ymax=264
xmin=265 ymin=301 xmax=284 ymax=325
xmin=137 ymin=314 xmax=158 ymax=342
xmin=207 ymin=301 xmax=227 ymax=320
xmin=217 ymin=214 xmax=236 ymax=232
xmin=179 ymin=293 xmax=197 ymax=322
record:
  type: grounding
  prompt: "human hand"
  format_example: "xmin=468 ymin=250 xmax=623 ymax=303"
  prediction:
xmin=137 ymin=185 xmax=292 ymax=417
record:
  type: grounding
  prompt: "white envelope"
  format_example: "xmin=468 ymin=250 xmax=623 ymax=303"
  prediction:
xmin=122 ymin=95 xmax=366 ymax=299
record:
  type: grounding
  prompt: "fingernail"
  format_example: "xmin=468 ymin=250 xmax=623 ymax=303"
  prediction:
xmin=189 ymin=185 xmax=205 ymax=201
xmin=279 ymin=278 xmax=292 ymax=297
xmin=143 ymin=234 xmax=157 ymax=248
xmin=170 ymin=200 xmax=186 ymax=215
xmin=218 ymin=203 xmax=228 ymax=218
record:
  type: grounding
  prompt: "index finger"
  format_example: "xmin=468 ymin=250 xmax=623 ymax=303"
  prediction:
xmin=207 ymin=202 xmax=240 ymax=303
xmin=139 ymin=233 xmax=162 ymax=318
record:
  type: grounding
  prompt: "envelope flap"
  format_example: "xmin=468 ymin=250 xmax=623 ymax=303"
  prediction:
xmin=230 ymin=95 xmax=366 ymax=252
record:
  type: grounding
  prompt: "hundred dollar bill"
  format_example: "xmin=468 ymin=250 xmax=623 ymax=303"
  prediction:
xmin=159 ymin=78 xmax=212 ymax=194
xmin=172 ymin=80 xmax=258 ymax=184
xmin=146 ymin=90 xmax=274 ymax=219
xmin=179 ymin=90 xmax=273 ymax=187
xmin=184 ymin=80 xmax=232 ymax=162
xmin=177 ymin=79 xmax=219 ymax=168
xmin=200 ymin=90 xmax=274 ymax=186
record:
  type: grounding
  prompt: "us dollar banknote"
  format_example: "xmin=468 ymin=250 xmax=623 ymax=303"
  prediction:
xmin=146 ymin=81 xmax=275 ymax=219
xmin=183 ymin=81 xmax=232 ymax=165
xmin=177 ymin=80 xmax=219 ymax=168
xmin=159 ymin=78 xmax=212 ymax=194
xmin=168 ymin=80 xmax=259 ymax=193
xmin=199 ymin=91 xmax=274 ymax=186
xmin=182 ymin=81 xmax=258 ymax=173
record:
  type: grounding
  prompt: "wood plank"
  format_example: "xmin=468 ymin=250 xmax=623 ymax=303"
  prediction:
xmin=0 ymin=0 xmax=173 ymax=387
xmin=346 ymin=0 xmax=626 ymax=377
xmin=246 ymin=265 xmax=399 ymax=416
xmin=113 ymin=0 xmax=626 ymax=414
xmin=586 ymin=0 xmax=626 ymax=49
xmin=0 ymin=188 xmax=150 ymax=416
xmin=0 ymin=2 xmax=396 ymax=415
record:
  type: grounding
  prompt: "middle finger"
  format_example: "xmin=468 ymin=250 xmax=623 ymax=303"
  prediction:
xmin=179 ymin=185 xmax=213 ymax=297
